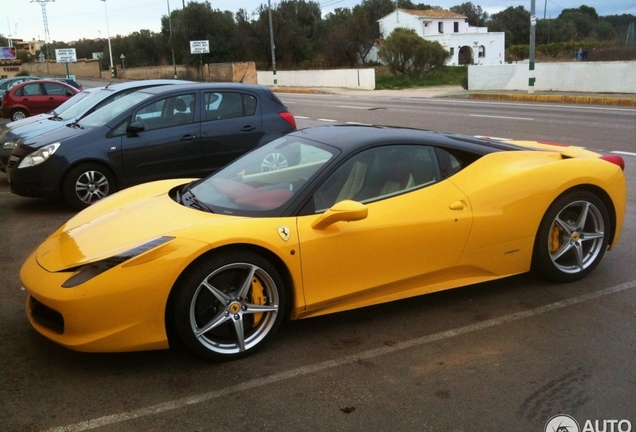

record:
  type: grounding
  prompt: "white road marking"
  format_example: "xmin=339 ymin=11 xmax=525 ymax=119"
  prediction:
xmin=42 ymin=279 xmax=636 ymax=432
xmin=317 ymin=118 xmax=338 ymax=122
xmin=470 ymin=114 xmax=534 ymax=121
xmin=611 ymin=151 xmax=636 ymax=157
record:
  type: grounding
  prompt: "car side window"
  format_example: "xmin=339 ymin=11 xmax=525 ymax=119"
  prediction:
xmin=135 ymin=93 xmax=196 ymax=131
xmin=312 ymin=145 xmax=441 ymax=212
xmin=204 ymin=92 xmax=256 ymax=121
xmin=43 ymin=83 xmax=69 ymax=95
xmin=21 ymin=83 xmax=43 ymax=96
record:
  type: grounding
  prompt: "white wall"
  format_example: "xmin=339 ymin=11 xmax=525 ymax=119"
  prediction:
xmin=425 ymin=33 xmax=505 ymax=66
xmin=257 ymin=69 xmax=375 ymax=90
xmin=469 ymin=61 xmax=636 ymax=93
xmin=379 ymin=10 xmax=473 ymax=38
xmin=377 ymin=11 xmax=505 ymax=67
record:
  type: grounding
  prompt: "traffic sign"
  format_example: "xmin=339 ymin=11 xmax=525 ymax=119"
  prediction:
xmin=190 ymin=40 xmax=210 ymax=54
xmin=55 ymin=48 xmax=77 ymax=63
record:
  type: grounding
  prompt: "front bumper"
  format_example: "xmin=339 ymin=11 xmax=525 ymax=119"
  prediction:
xmin=20 ymin=238 xmax=207 ymax=353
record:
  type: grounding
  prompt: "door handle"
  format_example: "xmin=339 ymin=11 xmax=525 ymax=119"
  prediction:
xmin=449 ymin=200 xmax=466 ymax=210
xmin=241 ymin=125 xmax=256 ymax=132
xmin=180 ymin=134 xmax=196 ymax=141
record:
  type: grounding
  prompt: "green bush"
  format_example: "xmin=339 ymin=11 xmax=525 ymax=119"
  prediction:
xmin=375 ymin=66 xmax=467 ymax=89
xmin=15 ymin=69 xmax=31 ymax=76
xmin=379 ymin=28 xmax=449 ymax=78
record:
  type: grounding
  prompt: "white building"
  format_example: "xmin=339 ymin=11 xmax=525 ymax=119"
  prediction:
xmin=376 ymin=8 xmax=505 ymax=66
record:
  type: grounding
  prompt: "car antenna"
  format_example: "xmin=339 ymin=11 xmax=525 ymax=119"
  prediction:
xmin=105 ymin=81 xmax=115 ymax=88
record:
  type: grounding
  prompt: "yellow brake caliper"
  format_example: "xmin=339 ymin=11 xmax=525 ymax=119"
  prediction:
xmin=549 ymin=223 xmax=561 ymax=253
xmin=250 ymin=277 xmax=266 ymax=327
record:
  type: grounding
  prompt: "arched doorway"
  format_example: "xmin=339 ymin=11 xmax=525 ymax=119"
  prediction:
xmin=458 ymin=46 xmax=473 ymax=65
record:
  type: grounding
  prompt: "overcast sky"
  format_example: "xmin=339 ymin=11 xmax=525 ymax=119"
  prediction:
xmin=2 ymin=0 xmax=635 ymax=44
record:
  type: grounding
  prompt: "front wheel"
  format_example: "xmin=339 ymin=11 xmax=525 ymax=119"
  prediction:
xmin=11 ymin=109 xmax=28 ymax=121
xmin=62 ymin=163 xmax=116 ymax=210
xmin=170 ymin=251 xmax=286 ymax=361
xmin=532 ymin=190 xmax=610 ymax=282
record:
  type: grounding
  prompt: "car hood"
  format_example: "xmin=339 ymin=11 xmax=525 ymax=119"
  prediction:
xmin=5 ymin=113 xmax=53 ymax=130
xmin=35 ymin=179 xmax=242 ymax=272
xmin=6 ymin=119 xmax=70 ymax=144
xmin=21 ymin=122 xmax=94 ymax=148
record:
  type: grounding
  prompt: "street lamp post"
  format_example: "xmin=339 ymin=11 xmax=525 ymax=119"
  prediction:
xmin=100 ymin=0 xmax=115 ymax=79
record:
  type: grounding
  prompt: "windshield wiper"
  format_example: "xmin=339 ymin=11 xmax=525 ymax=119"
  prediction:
xmin=180 ymin=188 xmax=212 ymax=213
xmin=66 ymin=121 xmax=84 ymax=129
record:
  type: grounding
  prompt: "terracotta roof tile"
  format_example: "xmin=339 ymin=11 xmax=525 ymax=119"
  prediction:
xmin=398 ymin=8 xmax=466 ymax=19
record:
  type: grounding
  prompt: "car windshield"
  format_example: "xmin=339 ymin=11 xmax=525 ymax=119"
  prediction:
xmin=77 ymin=92 xmax=154 ymax=128
xmin=52 ymin=88 xmax=104 ymax=118
xmin=188 ymin=135 xmax=337 ymax=216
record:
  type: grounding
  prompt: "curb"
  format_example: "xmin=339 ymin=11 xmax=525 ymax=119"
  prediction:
xmin=469 ymin=93 xmax=636 ymax=107
xmin=272 ymin=88 xmax=320 ymax=94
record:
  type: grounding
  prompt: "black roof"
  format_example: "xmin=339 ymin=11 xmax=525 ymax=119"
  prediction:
xmin=136 ymin=82 xmax=273 ymax=96
xmin=288 ymin=124 xmax=525 ymax=156
xmin=102 ymin=79 xmax=192 ymax=90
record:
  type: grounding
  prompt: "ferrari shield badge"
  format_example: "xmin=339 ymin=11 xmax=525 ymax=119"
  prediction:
xmin=277 ymin=226 xmax=291 ymax=242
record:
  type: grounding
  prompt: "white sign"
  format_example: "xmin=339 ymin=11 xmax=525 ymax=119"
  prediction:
xmin=190 ymin=40 xmax=210 ymax=54
xmin=55 ymin=48 xmax=77 ymax=63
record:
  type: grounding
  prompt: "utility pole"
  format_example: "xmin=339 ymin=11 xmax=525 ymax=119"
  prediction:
xmin=167 ymin=0 xmax=177 ymax=79
xmin=31 ymin=0 xmax=54 ymax=60
xmin=268 ymin=0 xmax=277 ymax=86
xmin=529 ymin=0 xmax=536 ymax=94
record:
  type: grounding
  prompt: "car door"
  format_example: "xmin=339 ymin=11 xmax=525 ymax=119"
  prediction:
xmin=41 ymin=82 xmax=75 ymax=114
xmin=295 ymin=145 xmax=473 ymax=315
xmin=119 ymin=92 xmax=202 ymax=185
xmin=15 ymin=82 xmax=49 ymax=114
xmin=200 ymin=90 xmax=263 ymax=173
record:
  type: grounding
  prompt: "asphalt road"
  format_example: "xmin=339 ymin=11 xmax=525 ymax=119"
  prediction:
xmin=1 ymin=92 xmax=635 ymax=432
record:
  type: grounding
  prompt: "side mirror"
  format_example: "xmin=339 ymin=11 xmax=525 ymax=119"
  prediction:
xmin=311 ymin=200 xmax=368 ymax=230
xmin=126 ymin=121 xmax=145 ymax=135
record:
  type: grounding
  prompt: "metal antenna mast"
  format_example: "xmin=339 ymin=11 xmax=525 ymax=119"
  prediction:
xmin=31 ymin=0 xmax=55 ymax=60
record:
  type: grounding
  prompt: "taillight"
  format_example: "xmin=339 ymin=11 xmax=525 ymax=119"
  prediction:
xmin=600 ymin=154 xmax=625 ymax=171
xmin=278 ymin=111 xmax=296 ymax=129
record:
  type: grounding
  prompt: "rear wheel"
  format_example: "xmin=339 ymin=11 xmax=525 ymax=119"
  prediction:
xmin=10 ymin=109 xmax=28 ymax=121
xmin=170 ymin=250 xmax=286 ymax=361
xmin=261 ymin=152 xmax=289 ymax=172
xmin=62 ymin=163 xmax=116 ymax=210
xmin=532 ymin=190 xmax=610 ymax=282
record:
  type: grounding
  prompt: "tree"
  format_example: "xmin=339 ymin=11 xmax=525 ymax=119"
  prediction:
xmin=558 ymin=11 xmax=595 ymax=39
xmin=450 ymin=2 xmax=489 ymax=27
xmin=488 ymin=6 xmax=531 ymax=47
xmin=379 ymin=27 xmax=449 ymax=77
xmin=162 ymin=1 xmax=248 ymax=66
xmin=318 ymin=8 xmax=360 ymax=67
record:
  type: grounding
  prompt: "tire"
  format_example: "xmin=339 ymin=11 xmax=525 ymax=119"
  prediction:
xmin=261 ymin=152 xmax=289 ymax=172
xmin=170 ymin=250 xmax=286 ymax=361
xmin=11 ymin=109 xmax=28 ymax=121
xmin=62 ymin=163 xmax=116 ymax=210
xmin=532 ymin=190 xmax=610 ymax=282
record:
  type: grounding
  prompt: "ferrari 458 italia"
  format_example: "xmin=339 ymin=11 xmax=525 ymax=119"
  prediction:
xmin=21 ymin=125 xmax=626 ymax=361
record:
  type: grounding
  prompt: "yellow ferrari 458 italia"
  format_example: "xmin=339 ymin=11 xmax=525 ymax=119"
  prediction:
xmin=21 ymin=125 xmax=627 ymax=361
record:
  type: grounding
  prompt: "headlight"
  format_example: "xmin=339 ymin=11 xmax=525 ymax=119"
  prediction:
xmin=18 ymin=142 xmax=61 ymax=168
xmin=62 ymin=236 xmax=175 ymax=288
xmin=2 ymin=139 xmax=20 ymax=151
